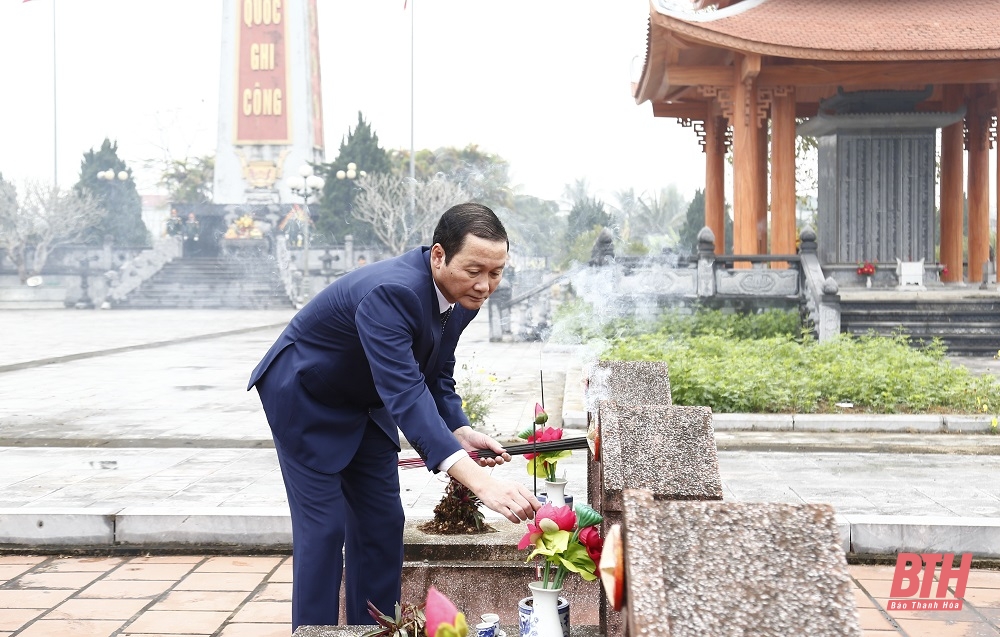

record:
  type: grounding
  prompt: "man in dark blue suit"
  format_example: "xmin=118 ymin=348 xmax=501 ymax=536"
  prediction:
xmin=249 ymin=203 xmax=540 ymax=629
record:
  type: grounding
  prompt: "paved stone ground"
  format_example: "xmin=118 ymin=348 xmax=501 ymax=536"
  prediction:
xmin=2 ymin=309 xmax=1000 ymax=636
xmin=1 ymin=309 xmax=1000 ymax=524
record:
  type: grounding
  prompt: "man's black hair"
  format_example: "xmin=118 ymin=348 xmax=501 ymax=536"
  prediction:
xmin=432 ymin=202 xmax=508 ymax=263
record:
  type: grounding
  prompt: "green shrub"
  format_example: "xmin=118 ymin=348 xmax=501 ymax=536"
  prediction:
xmin=555 ymin=302 xmax=1000 ymax=415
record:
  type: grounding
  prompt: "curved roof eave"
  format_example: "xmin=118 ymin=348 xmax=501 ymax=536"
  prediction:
xmin=648 ymin=10 xmax=1000 ymax=63
xmin=634 ymin=18 xmax=674 ymax=105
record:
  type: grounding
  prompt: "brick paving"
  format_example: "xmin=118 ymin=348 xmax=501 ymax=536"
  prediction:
xmin=1 ymin=556 xmax=998 ymax=636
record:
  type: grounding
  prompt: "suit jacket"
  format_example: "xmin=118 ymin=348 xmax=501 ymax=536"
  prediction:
xmin=248 ymin=246 xmax=473 ymax=474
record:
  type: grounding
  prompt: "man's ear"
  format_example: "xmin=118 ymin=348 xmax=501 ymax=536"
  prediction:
xmin=430 ymin=243 xmax=446 ymax=268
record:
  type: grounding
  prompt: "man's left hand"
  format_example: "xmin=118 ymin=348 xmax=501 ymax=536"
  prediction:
xmin=453 ymin=426 xmax=511 ymax=468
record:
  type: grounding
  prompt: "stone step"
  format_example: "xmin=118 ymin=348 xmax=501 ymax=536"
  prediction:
xmin=118 ymin=257 xmax=294 ymax=309
xmin=120 ymin=298 xmax=294 ymax=309
xmin=838 ymin=297 xmax=1000 ymax=355
xmin=843 ymin=321 xmax=1000 ymax=336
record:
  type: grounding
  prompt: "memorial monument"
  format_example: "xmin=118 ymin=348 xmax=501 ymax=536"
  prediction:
xmin=213 ymin=0 xmax=326 ymax=205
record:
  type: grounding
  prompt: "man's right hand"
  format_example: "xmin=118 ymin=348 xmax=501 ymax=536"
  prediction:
xmin=447 ymin=457 xmax=541 ymax=524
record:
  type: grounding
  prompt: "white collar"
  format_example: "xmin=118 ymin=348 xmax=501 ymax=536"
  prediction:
xmin=433 ymin=282 xmax=453 ymax=314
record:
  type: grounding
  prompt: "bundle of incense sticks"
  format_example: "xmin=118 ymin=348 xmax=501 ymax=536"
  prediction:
xmin=397 ymin=436 xmax=590 ymax=469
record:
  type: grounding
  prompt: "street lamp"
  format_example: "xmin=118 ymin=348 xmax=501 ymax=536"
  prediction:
xmin=335 ymin=162 xmax=366 ymax=181
xmin=96 ymin=169 xmax=128 ymax=182
xmin=286 ymin=164 xmax=325 ymax=301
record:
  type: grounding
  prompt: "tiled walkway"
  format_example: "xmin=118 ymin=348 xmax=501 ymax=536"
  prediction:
xmin=0 ymin=554 xmax=291 ymax=637
xmin=1 ymin=555 xmax=999 ymax=636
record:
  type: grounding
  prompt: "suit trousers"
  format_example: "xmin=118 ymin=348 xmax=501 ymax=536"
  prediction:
xmin=274 ymin=421 xmax=405 ymax=630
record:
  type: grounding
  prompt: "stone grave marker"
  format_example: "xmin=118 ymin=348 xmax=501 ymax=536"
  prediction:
xmin=620 ymin=489 xmax=863 ymax=637
xmin=585 ymin=360 xmax=673 ymax=534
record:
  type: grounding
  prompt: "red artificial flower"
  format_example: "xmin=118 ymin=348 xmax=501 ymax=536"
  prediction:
xmin=578 ymin=525 xmax=604 ymax=564
xmin=524 ymin=426 xmax=563 ymax=460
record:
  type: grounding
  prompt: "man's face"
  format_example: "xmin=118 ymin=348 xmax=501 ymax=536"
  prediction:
xmin=431 ymin=235 xmax=507 ymax=311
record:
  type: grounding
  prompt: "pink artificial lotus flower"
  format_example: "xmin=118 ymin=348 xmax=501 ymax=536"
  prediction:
xmin=536 ymin=501 xmax=576 ymax=533
xmin=534 ymin=403 xmax=549 ymax=425
xmin=579 ymin=525 xmax=604 ymax=565
xmin=517 ymin=502 xmax=576 ymax=550
xmin=518 ymin=518 xmax=543 ymax=551
xmin=425 ymin=586 xmax=467 ymax=637
xmin=524 ymin=426 xmax=563 ymax=460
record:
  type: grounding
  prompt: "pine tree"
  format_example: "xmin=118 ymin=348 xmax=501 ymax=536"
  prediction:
xmin=76 ymin=139 xmax=149 ymax=247
xmin=313 ymin=113 xmax=392 ymax=245
xmin=677 ymin=189 xmax=732 ymax=255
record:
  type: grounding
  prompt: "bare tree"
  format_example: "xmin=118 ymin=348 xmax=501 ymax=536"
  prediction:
xmin=0 ymin=181 xmax=106 ymax=283
xmin=351 ymin=173 xmax=469 ymax=255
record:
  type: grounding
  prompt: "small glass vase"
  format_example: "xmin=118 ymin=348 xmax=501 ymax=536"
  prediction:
xmin=866 ymin=275 xmax=872 ymax=288
xmin=526 ymin=581 xmax=565 ymax=637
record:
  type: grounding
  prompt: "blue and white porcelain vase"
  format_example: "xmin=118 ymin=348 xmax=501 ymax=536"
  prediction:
xmin=525 ymin=581 xmax=564 ymax=637
xmin=518 ymin=592 xmax=570 ymax=637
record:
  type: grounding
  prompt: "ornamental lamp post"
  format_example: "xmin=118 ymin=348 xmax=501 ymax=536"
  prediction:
xmin=96 ymin=169 xmax=129 ymax=182
xmin=335 ymin=162 xmax=366 ymax=181
xmin=286 ymin=165 xmax=325 ymax=301
xmin=337 ymin=163 xmax=366 ymax=269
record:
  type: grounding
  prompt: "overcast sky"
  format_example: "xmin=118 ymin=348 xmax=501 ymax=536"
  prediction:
xmin=0 ymin=0 xmax=710 ymax=207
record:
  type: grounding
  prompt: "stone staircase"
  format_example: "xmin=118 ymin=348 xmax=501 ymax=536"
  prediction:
xmin=840 ymin=296 xmax=1000 ymax=356
xmin=116 ymin=256 xmax=294 ymax=309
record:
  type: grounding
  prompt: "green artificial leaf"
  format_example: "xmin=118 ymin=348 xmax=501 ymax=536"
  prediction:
xmin=525 ymin=529 xmax=572 ymax=561
xmin=555 ymin=542 xmax=597 ymax=580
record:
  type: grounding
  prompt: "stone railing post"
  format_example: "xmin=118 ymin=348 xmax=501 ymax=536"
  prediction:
xmin=344 ymin=234 xmax=354 ymax=270
xmin=487 ymin=279 xmax=512 ymax=342
xmin=275 ymin=235 xmax=302 ymax=306
xmin=696 ymin=226 xmax=717 ymax=299
xmin=798 ymin=227 xmax=841 ymax=341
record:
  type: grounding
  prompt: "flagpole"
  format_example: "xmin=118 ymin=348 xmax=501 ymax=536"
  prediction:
xmin=409 ymin=0 xmax=415 ymax=216
xmin=52 ymin=0 xmax=58 ymax=188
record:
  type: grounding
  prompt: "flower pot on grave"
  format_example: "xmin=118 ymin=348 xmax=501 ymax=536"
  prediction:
xmin=537 ymin=479 xmax=573 ymax=509
xmin=519 ymin=583 xmax=570 ymax=637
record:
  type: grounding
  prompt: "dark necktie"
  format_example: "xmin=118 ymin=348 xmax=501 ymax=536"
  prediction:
xmin=440 ymin=306 xmax=453 ymax=334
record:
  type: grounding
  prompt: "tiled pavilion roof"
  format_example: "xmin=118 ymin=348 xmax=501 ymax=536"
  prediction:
xmin=654 ymin=0 xmax=1000 ymax=61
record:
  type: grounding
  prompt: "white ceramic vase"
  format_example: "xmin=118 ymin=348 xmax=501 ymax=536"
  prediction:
xmin=543 ymin=479 xmax=568 ymax=508
xmin=527 ymin=581 xmax=564 ymax=637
